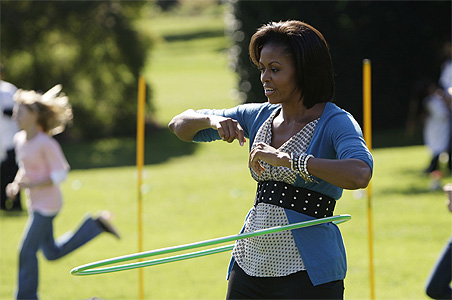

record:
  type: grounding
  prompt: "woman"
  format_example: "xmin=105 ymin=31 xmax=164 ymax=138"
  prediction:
xmin=169 ymin=20 xmax=373 ymax=299
xmin=6 ymin=85 xmax=120 ymax=300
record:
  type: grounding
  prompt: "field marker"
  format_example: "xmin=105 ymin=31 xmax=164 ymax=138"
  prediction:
xmin=136 ymin=76 xmax=146 ymax=300
xmin=363 ymin=59 xmax=375 ymax=300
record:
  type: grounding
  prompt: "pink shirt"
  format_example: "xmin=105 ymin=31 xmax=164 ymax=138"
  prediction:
xmin=14 ymin=131 xmax=70 ymax=215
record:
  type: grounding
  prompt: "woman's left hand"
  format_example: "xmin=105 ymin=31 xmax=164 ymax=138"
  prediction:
xmin=249 ymin=142 xmax=290 ymax=176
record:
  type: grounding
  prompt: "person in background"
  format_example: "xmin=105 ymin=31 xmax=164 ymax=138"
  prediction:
xmin=407 ymin=79 xmax=450 ymax=178
xmin=169 ymin=20 xmax=373 ymax=299
xmin=439 ymin=41 xmax=452 ymax=100
xmin=425 ymin=183 xmax=452 ymax=299
xmin=438 ymin=41 xmax=452 ymax=172
xmin=6 ymin=85 xmax=120 ymax=300
xmin=421 ymin=82 xmax=451 ymax=176
xmin=0 ymin=64 xmax=22 ymax=211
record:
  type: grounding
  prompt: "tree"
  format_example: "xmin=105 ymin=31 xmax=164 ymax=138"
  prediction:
xmin=227 ymin=1 xmax=451 ymax=131
xmin=1 ymin=1 xmax=153 ymax=139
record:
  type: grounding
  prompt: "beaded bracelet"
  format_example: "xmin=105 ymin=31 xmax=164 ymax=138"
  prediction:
xmin=290 ymin=153 xmax=300 ymax=172
xmin=300 ymin=153 xmax=316 ymax=183
xmin=290 ymin=152 xmax=317 ymax=183
xmin=303 ymin=154 xmax=315 ymax=180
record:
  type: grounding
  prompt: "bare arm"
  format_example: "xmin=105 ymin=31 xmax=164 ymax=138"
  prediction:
xmin=249 ymin=143 xmax=371 ymax=190
xmin=19 ymin=177 xmax=53 ymax=189
xmin=168 ymin=109 xmax=212 ymax=142
xmin=168 ymin=109 xmax=246 ymax=145
xmin=6 ymin=170 xmax=54 ymax=198
xmin=307 ymin=157 xmax=372 ymax=190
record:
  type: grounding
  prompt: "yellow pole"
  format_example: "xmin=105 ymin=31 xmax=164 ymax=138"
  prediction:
xmin=137 ymin=76 xmax=146 ymax=300
xmin=363 ymin=59 xmax=375 ymax=300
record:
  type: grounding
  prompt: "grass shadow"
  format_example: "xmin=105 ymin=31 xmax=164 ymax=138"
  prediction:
xmin=375 ymin=165 xmax=451 ymax=196
xmin=373 ymin=128 xmax=424 ymax=149
xmin=163 ymin=29 xmax=225 ymax=43
xmin=0 ymin=210 xmax=27 ymax=218
xmin=61 ymin=127 xmax=197 ymax=170
xmin=380 ymin=184 xmax=445 ymax=196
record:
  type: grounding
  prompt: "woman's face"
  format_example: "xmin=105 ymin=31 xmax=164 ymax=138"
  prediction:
xmin=13 ymin=104 xmax=38 ymax=131
xmin=258 ymin=44 xmax=301 ymax=105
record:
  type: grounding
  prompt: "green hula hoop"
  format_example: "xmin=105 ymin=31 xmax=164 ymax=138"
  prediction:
xmin=71 ymin=214 xmax=350 ymax=276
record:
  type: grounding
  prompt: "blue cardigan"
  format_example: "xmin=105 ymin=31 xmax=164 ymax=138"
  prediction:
xmin=194 ymin=102 xmax=373 ymax=285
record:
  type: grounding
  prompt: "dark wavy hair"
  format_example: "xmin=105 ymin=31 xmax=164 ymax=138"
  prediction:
xmin=249 ymin=20 xmax=335 ymax=108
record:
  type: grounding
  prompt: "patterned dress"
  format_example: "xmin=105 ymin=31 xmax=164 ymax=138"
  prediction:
xmin=232 ymin=108 xmax=319 ymax=277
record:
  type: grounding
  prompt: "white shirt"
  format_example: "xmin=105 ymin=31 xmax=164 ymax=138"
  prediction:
xmin=423 ymin=92 xmax=451 ymax=154
xmin=0 ymin=80 xmax=19 ymax=155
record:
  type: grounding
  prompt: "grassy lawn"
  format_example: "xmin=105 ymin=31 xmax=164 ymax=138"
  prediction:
xmin=1 ymin=5 xmax=451 ymax=300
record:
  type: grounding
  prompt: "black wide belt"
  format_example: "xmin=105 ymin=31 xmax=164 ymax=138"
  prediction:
xmin=254 ymin=181 xmax=336 ymax=219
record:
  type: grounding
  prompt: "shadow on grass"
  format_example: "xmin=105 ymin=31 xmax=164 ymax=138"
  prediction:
xmin=0 ymin=210 xmax=27 ymax=218
xmin=163 ymin=29 xmax=225 ymax=43
xmin=61 ymin=127 xmax=197 ymax=170
xmin=375 ymin=166 xmax=451 ymax=196
xmin=379 ymin=184 xmax=445 ymax=196
xmin=372 ymin=128 xmax=424 ymax=149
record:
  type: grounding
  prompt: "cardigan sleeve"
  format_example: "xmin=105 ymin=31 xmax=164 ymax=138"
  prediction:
xmin=302 ymin=103 xmax=373 ymax=198
xmin=193 ymin=103 xmax=278 ymax=146
xmin=308 ymin=103 xmax=373 ymax=171
xmin=328 ymin=112 xmax=373 ymax=171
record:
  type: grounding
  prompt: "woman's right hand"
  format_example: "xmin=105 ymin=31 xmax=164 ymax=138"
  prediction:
xmin=209 ymin=115 xmax=246 ymax=146
xmin=6 ymin=182 xmax=20 ymax=199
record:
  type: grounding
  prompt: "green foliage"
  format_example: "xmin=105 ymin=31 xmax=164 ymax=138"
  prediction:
xmin=226 ymin=1 xmax=451 ymax=130
xmin=1 ymin=1 xmax=153 ymax=139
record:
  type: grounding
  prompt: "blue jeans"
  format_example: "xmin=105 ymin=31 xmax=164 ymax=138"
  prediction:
xmin=426 ymin=236 xmax=452 ymax=300
xmin=16 ymin=212 xmax=103 ymax=300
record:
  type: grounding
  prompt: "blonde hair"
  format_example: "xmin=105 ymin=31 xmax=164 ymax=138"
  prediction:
xmin=14 ymin=85 xmax=73 ymax=136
